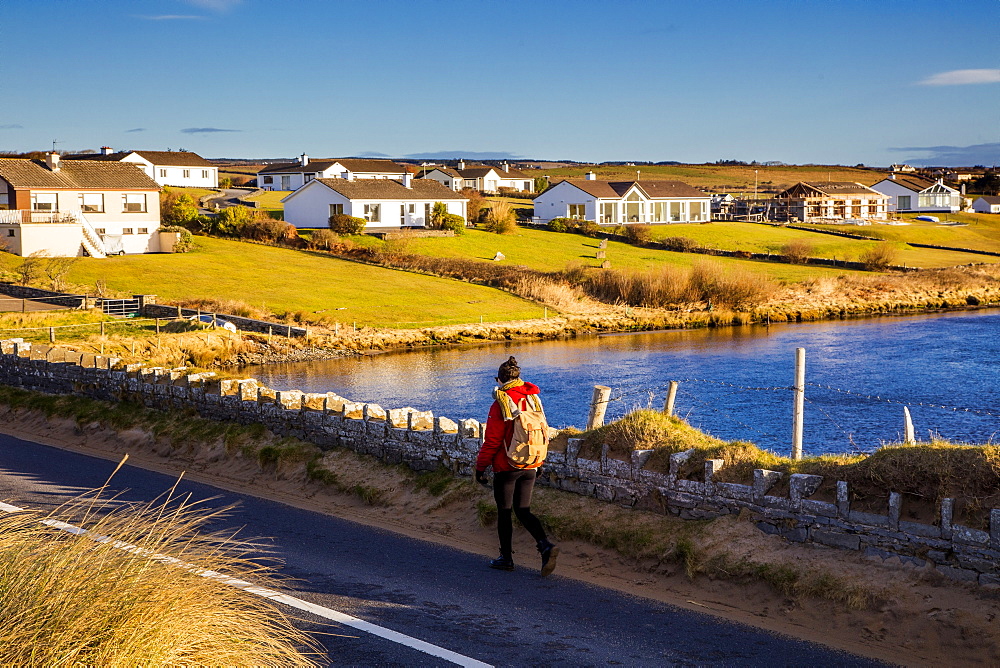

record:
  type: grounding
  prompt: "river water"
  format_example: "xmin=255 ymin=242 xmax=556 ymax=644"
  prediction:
xmin=243 ymin=310 xmax=1000 ymax=457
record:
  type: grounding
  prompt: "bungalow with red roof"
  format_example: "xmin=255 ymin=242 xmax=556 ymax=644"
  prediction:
xmin=533 ymin=172 xmax=710 ymax=225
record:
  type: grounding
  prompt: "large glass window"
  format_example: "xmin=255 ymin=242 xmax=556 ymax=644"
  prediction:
xmin=625 ymin=192 xmax=643 ymax=222
xmin=897 ymin=195 xmax=911 ymax=210
xmin=689 ymin=201 xmax=706 ymax=221
xmin=363 ymin=203 xmax=380 ymax=223
xmin=329 ymin=204 xmax=344 ymax=217
xmin=600 ymin=202 xmax=617 ymax=223
xmin=669 ymin=201 xmax=683 ymax=222
xmin=653 ymin=202 xmax=667 ymax=222
xmin=79 ymin=193 xmax=104 ymax=213
xmin=31 ymin=193 xmax=58 ymax=211
xmin=122 ymin=193 xmax=146 ymax=212
xmin=568 ymin=204 xmax=586 ymax=219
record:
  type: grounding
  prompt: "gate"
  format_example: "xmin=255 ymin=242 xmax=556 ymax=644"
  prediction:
xmin=99 ymin=298 xmax=141 ymax=317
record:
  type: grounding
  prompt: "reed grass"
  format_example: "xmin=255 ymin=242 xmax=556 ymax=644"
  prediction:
xmin=0 ymin=472 xmax=318 ymax=665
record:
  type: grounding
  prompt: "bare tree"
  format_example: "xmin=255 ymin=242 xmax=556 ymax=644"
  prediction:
xmin=16 ymin=251 xmax=47 ymax=286
xmin=42 ymin=256 xmax=78 ymax=292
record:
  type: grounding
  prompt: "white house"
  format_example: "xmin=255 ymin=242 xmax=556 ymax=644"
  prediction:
xmin=64 ymin=147 xmax=218 ymax=188
xmin=257 ymin=155 xmax=409 ymax=191
xmin=533 ymin=173 xmax=711 ymax=225
xmin=421 ymin=161 xmax=533 ymax=193
xmin=870 ymin=174 xmax=962 ymax=213
xmin=972 ymin=196 xmax=1000 ymax=214
xmin=282 ymin=173 xmax=468 ymax=229
xmin=0 ymin=153 xmax=163 ymax=257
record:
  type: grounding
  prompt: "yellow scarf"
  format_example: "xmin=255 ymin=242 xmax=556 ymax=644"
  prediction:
xmin=493 ymin=378 xmax=543 ymax=420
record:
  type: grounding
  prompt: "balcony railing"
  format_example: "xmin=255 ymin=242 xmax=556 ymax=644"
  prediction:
xmin=0 ymin=210 xmax=83 ymax=224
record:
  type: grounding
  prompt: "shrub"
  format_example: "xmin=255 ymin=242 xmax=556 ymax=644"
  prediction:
xmin=239 ymin=218 xmax=293 ymax=243
xmin=160 ymin=189 xmax=199 ymax=227
xmin=781 ymin=239 xmax=813 ymax=264
xmin=483 ymin=199 xmax=518 ymax=234
xmin=623 ymin=224 xmax=652 ymax=246
xmin=689 ymin=260 xmax=777 ymax=309
xmin=159 ymin=225 xmax=194 ymax=253
xmin=582 ymin=266 xmax=693 ymax=307
xmin=577 ymin=220 xmax=600 ymax=237
xmin=462 ymin=188 xmax=486 ymax=225
xmin=662 ymin=236 xmax=700 ymax=252
xmin=547 ymin=218 xmax=569 ymax=233
xmin=308 ymin=228 xmax=340 ymax=250
xmin=439 ymin=212 xmax=466 ymax=235
xmin=329 ymin=213 xmax=367 ymax=235
xmin=428 ymin=202 xmax=448 ymax=228
xmin=209 ymin=205 xmax=256 ymax=236
xmin=859 ymin=242 xmax=898 ymax=271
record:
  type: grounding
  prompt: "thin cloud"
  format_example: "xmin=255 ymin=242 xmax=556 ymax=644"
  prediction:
xmin=135 ymin=14 xmax=205 ymax=20
xmin=125 ymin=128 xmax=147 ymax=133
xmin=918 ymin=69 xmax=1000 ymax=85
xmin=0 ymin=124 xmax=23 ymax=130
xmin=181 ymin=127 xmax=241 ymax=134
xmin=185 ymin=0 xmax=243 ymax=11
xmin=889 ymin=142 xmax=1000 ymax=166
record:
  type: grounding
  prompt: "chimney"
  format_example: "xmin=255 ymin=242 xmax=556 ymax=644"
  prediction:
xmin=501 ymin=161 xmax=510 ymax=173
xmin=342 ymin=171 xmax=354 ymax=181
xmin=46 ymin=152 xmax=60 ymax=172
xmin=402 ymin=172 xmax=413 ymax=188
xmin=457 ymin=159 xmax=465 ymax=170
xmin=889 ymin=173 xmax=895 ymax=180
xmin=99 ymin=146 xmax=113 ymax=155
xmin=300 ymin=153 xmax=309 ymax=167
xmin=585 ymin=171 xmax=596 ymax=181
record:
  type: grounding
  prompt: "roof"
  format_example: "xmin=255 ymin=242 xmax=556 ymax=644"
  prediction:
xmin=64 ymin=150 xmax=214 ymax=167
xmin=976 ymin=196 xmax=1000 ymax=204
xmin=555 ymin=179 xmax=707 ymax=199
xmin=259 ymin=158 xmax=407 ymax=175
xmin=777 ymin=182 xmax=885 ymax=198
xmin=876 ymin=174 xmax=935 ymax=192
xmin=424 ymin=167 xmax=461 ymax=178
xmin=308 ymin=178 xmax=468 ymax=200
xmin=0 ymin=158 xmax=161 ymax=190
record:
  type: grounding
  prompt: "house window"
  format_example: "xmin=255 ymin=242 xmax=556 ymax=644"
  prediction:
xmin=79 ymin=193 xmax=104 ymax=213
xmin=123 ymin=228 xmax=134 ymax=235
xmin=138 ymin=227 xmax=148 ymax=234
xmin=182 ymin=169 xmax=191 ymax=178
xmin=689 ymin=201 xmax=706 ymax=221
xmin=6 ymin=229 xmax=13 ymax=237
xmin=568 ymin=204 xmax=586 ymax=219
xmin=263 ymin=176 xmax=273 ymax=184
xmin=329 ymin=203 xmax=344 ymax=217
xmin=159 ymin=169 xmax=167 ymax=177
xmin=0 ymin=193 xmax=8 ymax=210
xmin=600 ymin=202 xmax=618 ymax=223
xmin=201 ymin=170 xmax=209 ymax=178
xmin=653 ymin=202 xmax=668 ymax=222
xmin=407 ymin=204 xmax=416 ymax=214
xmin=363 ymin=204 xmax=380 ymax=223
xmin=95 ymin=228 xmax=106 ymax=235
xmin=304 ymin=174 xmax=314 ymax=183
xmin=280 ymin=176 xmax=291 ymax=189
xmin=122 ymin=193 xmax=146 ymax=212
xmin=625 ymin=193 xmax=643 ymax=222
xmin=898 ymin=195 xmax=911 ymax=210
xmin=669 ymin=201 xmax=683 ymax=222
xmin=31 ymin=193 xmax=59 ymax=211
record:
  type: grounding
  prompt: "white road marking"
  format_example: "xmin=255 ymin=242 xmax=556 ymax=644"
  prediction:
xmin=0 ymin=501 xmax=492 ymax=668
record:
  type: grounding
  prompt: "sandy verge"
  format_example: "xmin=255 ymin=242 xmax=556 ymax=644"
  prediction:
xmin=0 ymin=408 xmax=997 ymax=667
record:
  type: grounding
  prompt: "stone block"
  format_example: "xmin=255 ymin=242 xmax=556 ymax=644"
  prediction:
xmin=952 ymin=525 xmax=990 ymax=547
xmin=459 ymin=419 xmax=481 ymax=439
xmin=0 ymin=339 xmax=23 ymax=355
xmin=940 ymin=498 xmax=954 ymax=540
xmin=257 ymin=386 xmax=277 ymax=403
xmin=275 ymin=390 xmax=303 ymax=410
xmin=238 ymin=380 xmax=259 ymax=401
xmin=389 ymin=407 xmax=415 ymax=429
xmin=954 ymin=553 xmax=996 ymax=573
xmin=218 ymin=379 xmax=240 ymax=396
xmin=408 ymin=410 xmax=434 ymax=431
xmin=408 ymin=429 xmax=435 ymax=446
xmin=675 ymin=479 xmax=706 ymax=495
xmin=888 ymin=492 xmax=901 ymax=531
xmin=435 ymin=416 xmax=458 ymax=434
xmin=753 ymin=469 xmax=782 ymax=499
xmin=762 ymin=496 xmax=793 ymax=511
xmin=301 ymin=392 xmax=326 ymax=411
xmin=848 ymin=511 xmax=887 ymax=528
xmin=364 ymin=404 xmax=386 ymax=422
xmin=366 ymin=420 xmax=387 ymax=437
xmin=29 ymin=344 xmax=49 ymax=361
xmin=46 ymin=348 xmax=67 ymax=363
xmin=836 ymin=480 xmax=850 ymax=518
xmin=896 ymin=521 xmax=938 ymax=540
xmin=800 ymin=499 xmax=838 ymax=518
xmin=63 ymin=350 xmax=82 ymax=365
xmin=936 ymin=565 xmax=979 ymax=584
xmin=991 ymin=509 xmax=1000 ymax=550
xmin=94 ymin=355 xmax=113 ymax=370
xmin=668 ymin=448 xmax=694 ymax=479
xmin=325 ymin=393 xmax=348 ymax=413
xmin=704 ymin=458 xmax=724 ymax=482
xmin=812 ymin=529 xmax=860 ymax=551
xmin=715 ymin=482 xmax=754 ymax=502
xmin=980 ymin=573 xmax=1000 ymax=588
xmin=343 ymin=402 xmax=364 ymax=419
xmin=15 ymin=342 xmax=33 ymax=358
xmin=789 ymin=473 xmax=823 ymax=504
xmin=461 ymin=437 xmax=481 ymax=454
xmin=925 ymin=549 xmax=949 ymax=564
xmin=632 ymin=448 xmax=654 ymax=470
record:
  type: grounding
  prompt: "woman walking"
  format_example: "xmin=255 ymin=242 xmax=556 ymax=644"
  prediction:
xmin=475 ymin=356 xmax=558 ymax=576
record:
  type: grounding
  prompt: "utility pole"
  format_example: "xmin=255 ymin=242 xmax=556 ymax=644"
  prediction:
xmin=754 ymin=170 xmax=758 ymax=199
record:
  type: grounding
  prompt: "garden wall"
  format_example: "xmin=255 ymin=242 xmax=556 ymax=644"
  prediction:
xmin=0 ymin=338 xmax=996 ymax=587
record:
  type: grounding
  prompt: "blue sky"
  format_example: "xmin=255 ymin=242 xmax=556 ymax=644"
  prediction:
xmin=2 ymin=0 xmax=998 ymax=166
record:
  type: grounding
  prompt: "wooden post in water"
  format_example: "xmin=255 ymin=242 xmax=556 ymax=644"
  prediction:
xmin=664 ymin=381 xmax=678 ymax=416
xmin=903 ymin=407 xmax=915 ymax=444
xmin=586 ymin=385 xmax=612 ymax=431
xmin=792 ymin=347 xmax=805 ymax=460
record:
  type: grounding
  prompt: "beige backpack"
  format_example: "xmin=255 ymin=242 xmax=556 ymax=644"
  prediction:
xmin=505 ymin=397 xmax=549 ymax=469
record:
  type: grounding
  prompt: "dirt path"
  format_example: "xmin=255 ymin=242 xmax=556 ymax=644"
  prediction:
xmin=0 ymin=409 xmax=997 ymax=666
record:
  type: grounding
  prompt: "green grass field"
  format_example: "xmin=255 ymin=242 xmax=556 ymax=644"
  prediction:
xmin=64 ymin=237 xmax=545 ymax=328
xmin=372 ymin=227 xmax=860 ymax=282
xmin=805 ymin=212 xmax=1000 ymax=254
xmin=243 ymin=190 xmax=291 ymax=213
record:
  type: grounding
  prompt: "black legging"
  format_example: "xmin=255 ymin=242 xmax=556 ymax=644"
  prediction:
xmin=493 ymin=469 xmax=548 ymax=558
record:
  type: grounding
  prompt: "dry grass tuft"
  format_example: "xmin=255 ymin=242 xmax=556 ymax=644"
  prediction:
xmin=0 ymin=476 xmax=319 ymax=665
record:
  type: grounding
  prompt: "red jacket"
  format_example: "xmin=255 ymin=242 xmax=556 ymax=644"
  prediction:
xmin=476 ymin=381 xmax=541 ymax=472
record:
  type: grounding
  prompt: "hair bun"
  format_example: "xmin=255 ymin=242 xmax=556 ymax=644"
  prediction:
xmin=507 ymin=356 xmax=518 ymax=366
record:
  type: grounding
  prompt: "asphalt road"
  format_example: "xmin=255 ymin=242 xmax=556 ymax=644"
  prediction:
xmin=0 ymin=433 xmax=884 ymax=667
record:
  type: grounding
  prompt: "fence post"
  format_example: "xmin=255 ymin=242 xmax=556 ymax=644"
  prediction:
xmin=586 ymin=385 xmax=612 ymax=431
xmin=335 ymin=322 xmax=340 ymax=337
xmin=792 ymin=347 xmax=805 ymax=460
xmin=155 ymin=319 xmax=161 ymax=334
xmin=287 ymin=324 xmax=292 ymax=337
xmin=49 ymin=327 xmax=55 ymax=343
xmin=176 ymin=305 xmax=182 ymax=318
xmin=212 ymin=313 xmax=217 ymax=328
xmin=268 ymin=326 xmax=272 ymax=343
xmin=100 ymin=321 xmax=105 ymax=336
xmin=663 ymin=381 xmax=678 ymax=416
xmin=21 ymin=298 xmax=26 ymax=313
xmin=903 ymin=406 xmax=915 ymax=444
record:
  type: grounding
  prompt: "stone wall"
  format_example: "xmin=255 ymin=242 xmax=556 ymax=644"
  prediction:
xmin=141 ymin=304 xmax=308 ymax=337
xmin=0 ymin=338 xmax=997 ymax=586
xmin=0 ymin=284 xmax=86 ymax=308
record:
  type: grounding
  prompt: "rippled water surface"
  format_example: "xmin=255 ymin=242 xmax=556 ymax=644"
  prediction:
xmin=243 ymin=310 xmax=1000 ymax=457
